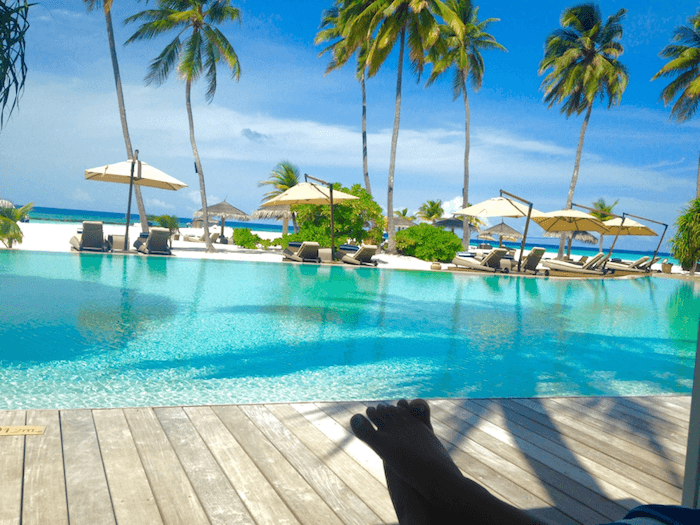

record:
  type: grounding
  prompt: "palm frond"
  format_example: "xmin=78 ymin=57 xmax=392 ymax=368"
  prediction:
xmin=144 ymin=36 xmax=181 ymax=85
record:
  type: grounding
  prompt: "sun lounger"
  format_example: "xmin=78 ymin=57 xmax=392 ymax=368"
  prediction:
xmin=283 ymin=241 xmax=321 ymax=263
xmin=452 ymin=247 xmax=508 ymax=273
xmin=542 ymin=252 xmax=611 ymax=275
xmin=514 ymin=247 xmax=547 ymax=275
xmin=606 ymin=255 xmax=650 ymax=272
xmin=134 ymin=227 xmax=172 ymax=255
xmin=637 ymin=256 xmax=660 ymax=271
xmin=337 ymin=244 xmax=378 ymax=266
xmin=69 ymin=221 xmax=109 ymax=252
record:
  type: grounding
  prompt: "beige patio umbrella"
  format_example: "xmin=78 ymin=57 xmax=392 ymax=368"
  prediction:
xmin=602 ymin=217 xmax=657 ymax=236
xmin=85 ymin=157 xmax=187 ymax=250
xmin=194 ymin=200 xmax=249 ymax=238
xmin=251 ymin=205 xmax=295 ymax=235
xmin=532 ymin=209 xmax=609 ymax=260
xmin=261 ymin=180 xmax=358 ymax=255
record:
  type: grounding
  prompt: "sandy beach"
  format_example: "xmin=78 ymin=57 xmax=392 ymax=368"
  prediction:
xmin=6 ymin=221 xmax=689 ymax=275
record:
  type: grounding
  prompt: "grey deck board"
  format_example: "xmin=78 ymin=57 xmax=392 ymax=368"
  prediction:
xmin=0 ymin=396 xmax=690 ymax=525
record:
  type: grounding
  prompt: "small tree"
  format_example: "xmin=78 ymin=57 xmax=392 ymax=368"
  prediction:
xmin=417 ymin=199 xmax=444 ymax=224
xmin=395 ymin=223 xmax=463 ymax=262
xmin=670 ymin=198 xmax=700 ymax=275
xmin=0 ymin=202 xmax=32 ymax=247
xmin=590 ymin=197 xmax=618 ymax=252
xmin=153 ymin=214 xmax=180 ymax=247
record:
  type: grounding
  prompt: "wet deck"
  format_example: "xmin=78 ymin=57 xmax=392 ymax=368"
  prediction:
xmin=0 ymin=395 xmax=690 ymax=524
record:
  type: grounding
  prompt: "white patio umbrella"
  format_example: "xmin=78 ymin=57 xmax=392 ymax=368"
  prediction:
xmin=261 ymin=180 xmax=358 ymax=255
xmin=85 ymin=157 xmax=187 ymax=250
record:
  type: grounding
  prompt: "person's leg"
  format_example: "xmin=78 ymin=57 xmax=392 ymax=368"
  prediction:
xmin=351 ymin=400 xmax=544 ymax=525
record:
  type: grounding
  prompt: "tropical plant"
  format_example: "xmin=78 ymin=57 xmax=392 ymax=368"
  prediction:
xmin=125 ymin=0 xmax=242 ymax=253
xmin=316 ymin=1 xmax=373 ymax=195
xmin=293 ymin=183 xmax=383 ymax=246
xmin=394 ymin=207 xmax=415 ymax=220
xmin=652 ymin=10 xmax=700 ymax=198
xmin=232 ymin=228 xmax=266 ymax=249
xmin=539 ymin=3 xmax=628 ymax=258
xmin=590 ymin=197 xmax=618 ymax=252
xmin=0 ymin=202 xmax=32 ymax=248
xmin=340 ymin=0 xmax=463 ymax=254
xmin=1 ymin=1 xmax=32 ymax=129
xmin=152 ymin=214 xmax=180 ymax=247
xmin=259 ymin=160 xmax=301 ymax=233
xmin=395 ymin=223 xmax=463 ymax=262
xmin=425 ymin=0 xmax=505 ymax=246
xmin=83 ymin=0 xmax=150 ymax=232
xmin=670 ymin=197 xmax=700 ymax=275
xmin=417 ymin=199 xmax=444 ymax=224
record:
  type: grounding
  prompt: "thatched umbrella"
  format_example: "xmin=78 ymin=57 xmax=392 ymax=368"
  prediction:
xmin=195 ymin=200 xmax=249 ymax=237
xmin=251 ymin=205 xmax=295 ymax=235
xmin=543 ymin=230 xmax=598 ymax=258
xmin=393 ymin=216 xmax=417 ymax=229
xmin=480 ymin=222 xmax=523 ymax=247
xmin=0 ymin=199 xmax=14 ymax=208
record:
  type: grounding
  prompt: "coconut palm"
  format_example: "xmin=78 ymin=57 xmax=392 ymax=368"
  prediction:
xmin=341 ymin=0 xmax=463 ymax=253
xmin=83 ymin=0 xmax=149 ymax=233
xmin=590 ymin=197 xmax=618 ymax=252
xmin=316 ymin=1 xmax=373 ymax=195
xmin=394 ymin=207 xmax=415 ymax=220
xmin=425 ymin=0 xmax=505 ymax=248
xmin=1 ymin=1 xmax=31 ymax=129
xmin=0 ymin=202 xmax=32 ymax=248
xmin=259 ymin=161 xmax=301 ymax=233
xmin=652 ymin=11 xmax=700 ymax=198
xmin=417 ymin=199 xmax=444 ymax=224
xmin=670 ymin=197 xmax=700 ymax=275
xmin=539 ymin=3 xmax=628 ymax=258
xmin=125 ymin=0 xmax=242 ymax=253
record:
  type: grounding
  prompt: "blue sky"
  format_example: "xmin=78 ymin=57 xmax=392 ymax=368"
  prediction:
xmin=2 ymin=0 xmax=699 ymax=251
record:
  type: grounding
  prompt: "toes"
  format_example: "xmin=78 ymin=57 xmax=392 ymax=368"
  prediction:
xmin=397 ymin=399 xmax=410 ymax=410
xmin=350 ymin=414 xmax=377 ymax=444
xmin=408 ymin=399 xmax=432 ymax=430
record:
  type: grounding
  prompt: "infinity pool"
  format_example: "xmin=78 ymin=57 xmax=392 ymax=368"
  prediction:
xmin=0 ymin=250 xmax=698 ymax=409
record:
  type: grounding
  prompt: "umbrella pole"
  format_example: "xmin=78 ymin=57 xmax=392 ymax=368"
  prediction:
xmin=330 ymin=185 xmax=335 ymax=258
xmin=518 ymin=205 xmax=533 ymax=273
xmin=651 ymin=223 xmax=668 ymax=266
xmin=124 ymin=150 xmax=138 ymax=251
xmin=605 ymin=214 xmax=625 ymax=269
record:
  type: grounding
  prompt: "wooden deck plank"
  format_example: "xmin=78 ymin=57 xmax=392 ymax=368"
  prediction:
xmin=92 ymin=409 xmax=164 ymax=525
xmin=502 ymin=399 xmax=684 ymax=489
xmin=617 ymin=396 xmax=691 ymax=427
xmin=23 ymin=410 xmax=68 ymax=525
xmin=428 ymin=401 xmax=618 ymax=524
xmin=212 ymin=404 xmax=345 ymax=525
xmin=0 ymin=410 xmax=26 ymax=525
xmin=265 ymin=403 xmax=397 ymax=524
xmin=241 ymin=404 xmax=382 ymax=525
xmin=184 ymin=406 xmax=301 ymax=525
xmin=123 ymin=407 xmax=210 ymax=525
xmin=60 ymin=410 xmax=116 ymax=525
xmin=154 ymin=407 xmax=255 ymax=525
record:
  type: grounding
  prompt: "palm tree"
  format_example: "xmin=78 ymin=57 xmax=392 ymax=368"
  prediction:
xmin=417 ymin=199 xmax=444 ymax=224
xmin=670 ymin=197 xmax=700 ymax=275
xmin=259 ymin=161 xmax=301 ymax=233
xmin=83 ymin=0 xmax=149 ymax=233
xmin=0 ymin=202 xmax=32 ymax=247
xmin=652 ymin=10 xmax=700 ymax=198
xmin=1 ymin=1 xmax=31 ymax=129
xmin=539 ymin=3 xmax=628 ymax=258
xmin=125 ymin=0 xmax=242 ymax=253
xmin=425 ymin=0 xmax=505 ymax=248
xmin=394 ymin=207 xmax=415 ymax=220
xmin=316 ymin=1 xmax=373 ymax=195
xmin=590 ymin=197 xmax=618 ymax=252
xmin=341 ymin=0 xmax=463 ymax=253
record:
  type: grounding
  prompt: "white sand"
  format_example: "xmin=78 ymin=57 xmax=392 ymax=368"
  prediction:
xmin=8 ymin=221 xmax=436 ymax=271
xmin=5 ymin=221 xmax=689 ymax=275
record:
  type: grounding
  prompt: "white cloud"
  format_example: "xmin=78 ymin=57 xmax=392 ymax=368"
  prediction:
xmin=442 ymin=196 xmax=464 ymax=216
xmin=145 ymin=198 xmax=175 ymax=210
xmin=72 ymin=189 xmax=93 ymax=202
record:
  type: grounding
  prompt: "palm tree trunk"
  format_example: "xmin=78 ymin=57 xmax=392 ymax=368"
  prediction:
xmin=461 ymin=75 xmax=470 ymax=249
xmin=386 ymin=27 xmax=405 ymax=254
xmin=361 ymin=76 xmax=371 ymax=196
xmin=558 ymin=103 xmax=593 ymax=258
xmin=599 ymin=234 xmax=604 ymax=253
xmin=186 ymin=79 xmax=214 ymax=253
xmin=104 ymin=6 xmax=149 ymax=233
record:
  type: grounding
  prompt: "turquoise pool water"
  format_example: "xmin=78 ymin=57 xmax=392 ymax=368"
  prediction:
xmin=1 ymin=250 xmax=698 ymax=409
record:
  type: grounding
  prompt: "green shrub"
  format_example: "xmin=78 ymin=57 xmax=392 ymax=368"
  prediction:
xmin=233 ymin=228 xmax=266 ymax=249
xmin=670 ymin=197 xmax=700 ymax=274
xmin=395 ymin=223 xmax=463 ymax=262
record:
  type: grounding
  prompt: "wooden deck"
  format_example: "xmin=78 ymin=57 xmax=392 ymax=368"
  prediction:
xmin=0 ymin=395 xmax=690 ymax=525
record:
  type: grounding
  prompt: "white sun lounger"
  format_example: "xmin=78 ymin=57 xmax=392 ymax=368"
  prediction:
xmin=542 ymin=252 xmax=612 ymax=275
xmin=283 ymin=241 xmax=321 ymax=263
xmin=452 ymin=247 xmax=508 ymax=273
xmin=606 ymin=256 xmax=650 ymax=272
